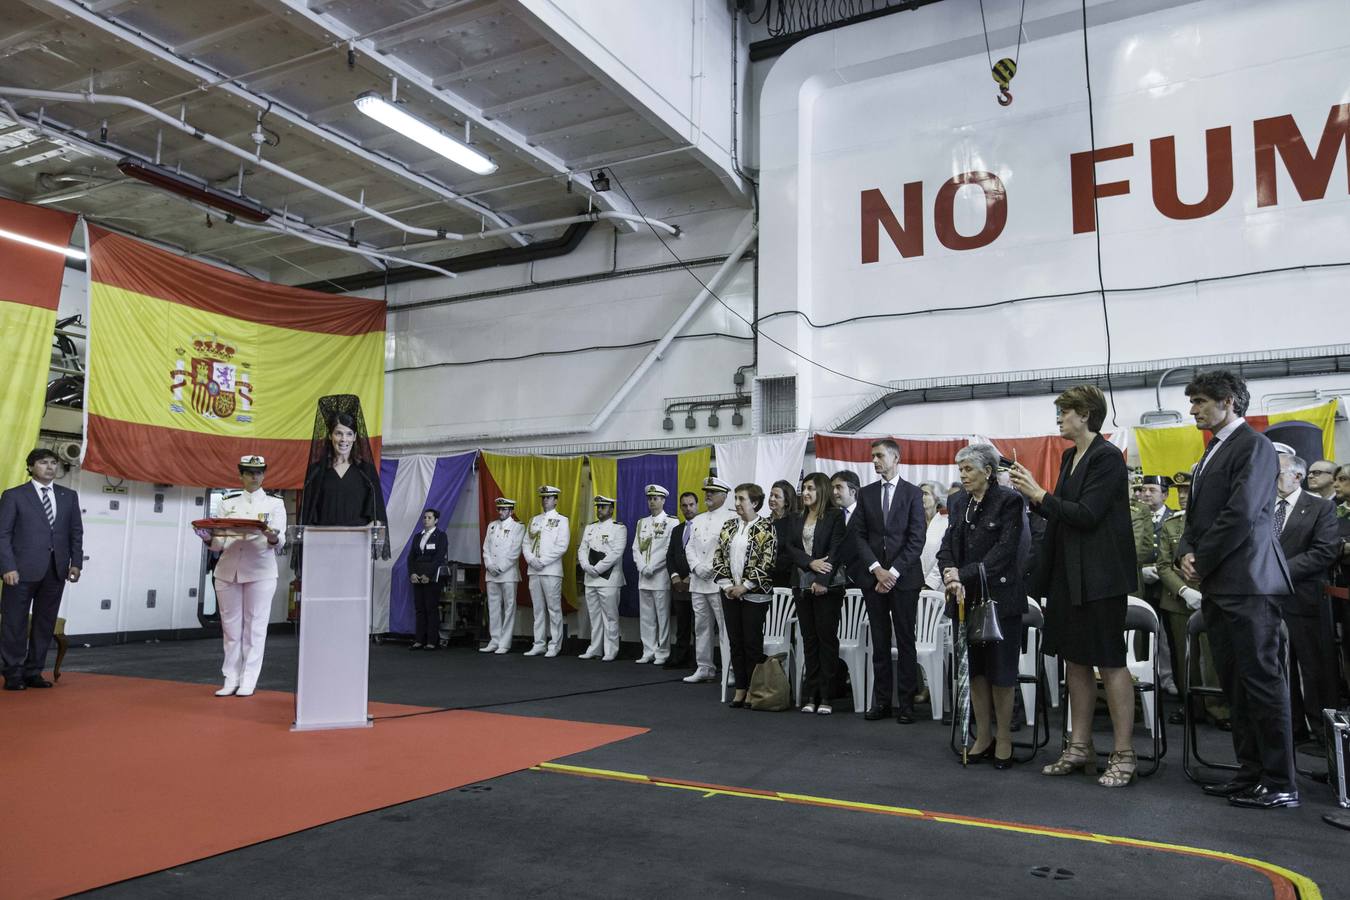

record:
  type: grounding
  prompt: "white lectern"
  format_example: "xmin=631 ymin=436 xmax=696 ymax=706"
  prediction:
xmin=293 ymin=526 xmax=379 ymax=731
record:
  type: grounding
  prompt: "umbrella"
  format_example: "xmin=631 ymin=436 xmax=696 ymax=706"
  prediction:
xmin=953 ymin=587 xmax=972 ymax=765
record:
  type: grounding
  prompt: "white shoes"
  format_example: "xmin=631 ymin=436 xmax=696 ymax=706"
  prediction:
xmin=523 ymin=646 xmax=545 ymax=657
xmin=653 ymin=655 xmax=669 ymax=665
xmin=478 ymin=643 xmax=498 ymax=653
xmin=235 ymin=685 xmax=256 ymax=697
xmin=494 ymin=646 xmax=510 ymax=654
xmin=579 ymin=649 xmax=601 ymax=660
xmin=544 ymin=647 xmax=560 ymax=658
xmin=682 ymin=669 xmax=717 ymax=684
xmin=635 ymin=654 xmax=654 ymax=664
xmin=601 ymin=654 xmax=617 ymax=662
xmin=215 ymin=683 xmax=238 ymax=697
xmin=801 ymin=702 xmax=817 ymax=714
xmin=817 ymin=704 xmax=833 ymax=715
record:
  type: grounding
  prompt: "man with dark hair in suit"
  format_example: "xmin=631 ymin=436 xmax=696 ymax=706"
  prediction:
xmin=1178 ymin=370 xmax=1298 ymax=809
xmin=851 ymin=439 xmax=926 ymax=724
xmin=662 ymin=491 xmax=700 ymax=670
xmin=1272 ymin=452 xmax=1340 ymax=746
xmin=0 ymin=448 xmax=84 ymax=690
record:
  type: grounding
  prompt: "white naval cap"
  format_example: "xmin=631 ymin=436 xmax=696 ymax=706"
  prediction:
xmin=702 ymin=476 xmax=732 ymax=493
xmin=537 ymin=484 xmax=561 ymax=497
xmin=495 ymin=497 xmax=516 ymax=508
xmin=645 ymin=484 xmax=669 ymax=498
xmin=593 ymin=494 xmax=617 ymax=505
xmin=238 ymin=454 xmax=267 ymax=469
xmin=1271 ymin=441 xmax=1297 ymax=456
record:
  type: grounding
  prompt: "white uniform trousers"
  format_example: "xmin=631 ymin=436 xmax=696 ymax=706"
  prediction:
xmin=216 ymin=577 xmax=276 ymax=691
xmin=528 ymin=573 xmax=564 ymax=652
xmin=584 ymin=586 xmax=621 ymax=658
xmin=486 ymin=581 xmax=517 ymax=650
xmin=691 ymin=590 xmax=727 ymax=676
xmin=638 ymin=588 xmax=671 ymax=660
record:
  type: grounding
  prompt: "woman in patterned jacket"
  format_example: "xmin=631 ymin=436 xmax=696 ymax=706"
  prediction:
xmin=713 ymin=483 xmax=778 ymax=708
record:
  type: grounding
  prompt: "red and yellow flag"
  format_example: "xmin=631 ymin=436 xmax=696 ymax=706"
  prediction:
xmin=0 ymin=198 xmax=76 ymax=488
xmin=84 ymin=226 xmax=386 ymax=488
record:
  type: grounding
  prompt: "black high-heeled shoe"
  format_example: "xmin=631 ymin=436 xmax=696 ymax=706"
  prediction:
xmin=993 ymin=752 xmax=1015 ymax=770
xmin=964 ymin=744 xmax=995 ymax=764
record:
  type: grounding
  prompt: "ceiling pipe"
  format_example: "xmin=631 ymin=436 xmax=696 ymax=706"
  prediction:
xmin=385 ymin=214 xmax=757 ymax=452
xmin=0 ymin=88 xmax=681 ymax=243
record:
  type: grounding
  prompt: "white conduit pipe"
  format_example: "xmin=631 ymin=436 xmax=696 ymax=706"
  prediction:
xmin=0 ymin=87 xmax=680 ymax=241
xmin=232 ymin=219 xmax=458 ymax=280
xmin=385 ymin=214 xmax=757 ymax=452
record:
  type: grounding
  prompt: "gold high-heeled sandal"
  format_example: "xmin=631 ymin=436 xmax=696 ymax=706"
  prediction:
xmin=1098 ymin=749 xmax=1137 ymax=787
xmin=1041 ymin=741 xmax=1097 ymax=776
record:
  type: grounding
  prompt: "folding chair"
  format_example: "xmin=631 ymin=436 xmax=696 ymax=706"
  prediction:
xmin=1182 ymin=609 xmax=1237 ymax=783
xmin=1012 ymin=600 xmax=1051 ymax=762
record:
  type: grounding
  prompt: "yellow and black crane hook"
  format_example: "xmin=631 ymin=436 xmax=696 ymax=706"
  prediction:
xmin=992 ymin=57 xmax=1017 ymax=106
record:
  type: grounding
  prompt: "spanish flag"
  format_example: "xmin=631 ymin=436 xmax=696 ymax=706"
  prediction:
xmin=0 ymin=199 xmax=76 ymax=488
xmin=84 ymin=226 xmax=385 ymax=489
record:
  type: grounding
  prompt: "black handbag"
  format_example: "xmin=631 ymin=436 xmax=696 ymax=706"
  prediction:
xmin=967 ymin=562 xmax=1004 ymax=644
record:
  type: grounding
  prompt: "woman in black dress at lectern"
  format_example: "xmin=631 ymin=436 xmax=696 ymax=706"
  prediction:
xmin=298 ymin=395 xmax=389 ymax=552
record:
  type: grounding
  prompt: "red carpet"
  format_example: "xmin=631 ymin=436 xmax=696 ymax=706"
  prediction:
xmin=0 ymin=674 xmax=645 ymax=899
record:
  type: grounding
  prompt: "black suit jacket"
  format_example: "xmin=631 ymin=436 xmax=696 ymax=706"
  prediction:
xmin=850 ymin=477 xmax=926 ymax=590
xmin=666 ymin=521 xmax=691 ymax=580
xmin=408 ymin=528 xmax=449 ymax=581
xmin=1031 ymin=434 xmax=1136 ymax=605
xmin=938 ymin=485 xmax=1029 ymax=613
xmin=0 ymin=482 xmax=84 ymax=580
xmin=1275 ymin=491 xmax=1339 ymax=616
xmin=1178 ymin=422 xmax=1293 ymax=596
xmin=788 ymin=508 xmax=847 ymax=589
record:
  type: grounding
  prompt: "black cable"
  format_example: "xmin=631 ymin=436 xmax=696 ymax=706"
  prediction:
xmin=371 ymin=675 xmax=687 ymax=721
xmin=1080 ymin=0 xmax=1117 ymax=426
xmin=606 ymin=169 xmax=895 ymax=391
xmin=388 ymin=331 xmax=752 ymax=373
xmin=752 ymin=260 xmax=1350 ymax=330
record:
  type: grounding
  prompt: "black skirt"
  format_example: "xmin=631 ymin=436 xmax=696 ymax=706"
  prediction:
xmin=1043 ymin=560 xmax=1127 ymax=667
xmin=967 ymin=609 xmax=1023 ymax=687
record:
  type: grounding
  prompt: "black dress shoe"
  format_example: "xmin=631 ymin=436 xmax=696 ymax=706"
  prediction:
xmin=896 ymin=709 xmax=915 ymax=725
xmin=993 ymin=753 xmax=1015 ymax=770
xmin=1212 ymin=717 xmax=1232 ymax=732
xmin=1167 ymin=709 xmax=1185 ymax=725
xmin=864 ymin=705 xmax=893 ymax=721
xmin=1202 ymin=780 xmax=1256 ymax=798
xmin=3 ymin=680 xmax=25 ymax=691
xmin=23 ymin=676 xmax=52 ymax=688
xmin=1228 ymin=785 xmax=1300 ymax=809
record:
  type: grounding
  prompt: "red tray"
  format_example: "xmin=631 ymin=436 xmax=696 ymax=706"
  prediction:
xmin=192 ymin=517 xmax=268 ymax=531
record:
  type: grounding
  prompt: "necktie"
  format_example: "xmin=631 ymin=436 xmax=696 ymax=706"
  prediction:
xmin=845 ymin=507 xmax=852 ymax=526
xmin=882 ymin=481 xmax=892 ymax=520
xmin=682 ymin=524 xmax=692 ymax=547
xmin=1274 ymin=498 xmax=1288 ymax=536
xmin=40 ymin=486 xmax=55 ymax=526
xmin=1195 ymin=436 xmax=1221 ymax=474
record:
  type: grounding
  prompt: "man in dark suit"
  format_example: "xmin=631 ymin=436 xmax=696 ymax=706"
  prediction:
xmin=662 ymin=491 xmax=699 ymax=670
xmin=850 ymin=439 xmax=926 ymax=724
xmin=1271 ymin=452 xmax=1340 ymax=744
xmin=408 ymin=507 xmax=449 ymax=650
xmin=0 ymin=448 xmax=84 ymax=690
xmin=1177 ymin=371 xmax=1298 ymax=809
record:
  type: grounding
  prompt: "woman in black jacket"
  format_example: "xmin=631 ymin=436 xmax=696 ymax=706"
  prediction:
xmin=1010 ymin=385 xmax=1139 ymax=787
xmin=407 ymin=508 xmax=449 ymax=650
xmin=938 ymin=445 xmax=1029 ymax=767
xmin=767 ymin=480 xmax=800 ymax=590
xmin=790 ymin=472 xmax=847 ymax=714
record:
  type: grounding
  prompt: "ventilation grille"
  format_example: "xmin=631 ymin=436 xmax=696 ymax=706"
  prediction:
xmin=755 ymin=376 xmax=797 ymax=434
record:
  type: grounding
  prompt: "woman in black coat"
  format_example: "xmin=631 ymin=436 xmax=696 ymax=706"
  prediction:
xmin=407 ymin=508 xmax=449 ymax=650
xmin=790 ymin=472 xmax=847 ymax=714
xmin=939 ymin=444 xmax=1029 ymax=767
xmin=768 ymin=480 xmax=800 ymax=589
xmin=1010 ymin=385 xmax=1139 ymax=788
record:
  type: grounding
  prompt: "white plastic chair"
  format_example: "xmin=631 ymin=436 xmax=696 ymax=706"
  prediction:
xmin=1019 ymin=598 xmax=1043 ymax=726
xmin=721 ymin=588 xmax=796 ymax=703
xmin=794 ymin=587 xmax=869 ymax=713
xmin=1124 ymin=595 xmax=1160 ymax=737
xmin=914 ymin=590 xmax=947 ymax=720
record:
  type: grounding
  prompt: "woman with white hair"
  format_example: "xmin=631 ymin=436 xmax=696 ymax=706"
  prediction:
xmin=938 ymin=443 xmax=1030 ymax=768
xmin=918 ymin=481 xmax=948 ymax=590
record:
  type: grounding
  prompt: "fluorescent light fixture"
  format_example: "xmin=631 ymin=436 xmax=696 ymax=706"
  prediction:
xmin=354 ymin=92 xmax=497 ymax=176
xmin=0 ymin=227 xmax=86 ymax=261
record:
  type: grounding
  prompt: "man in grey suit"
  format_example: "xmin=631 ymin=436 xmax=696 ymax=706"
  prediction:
xmin=1272 ymin=452 xmax=1340 ymax=745
xmin=1177 ymin=371 xmax=1298 ymax=809
xmin=0 ymin=448 xmax=84 ymax=690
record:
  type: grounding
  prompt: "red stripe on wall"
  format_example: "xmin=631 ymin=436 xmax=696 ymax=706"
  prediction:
xmin=814 ymin=435 xmax=968 ymax=465
xmin=83 ymin=414 xmax=382 ymax=490
xmin=87 ymin=227 xmax=385 ymax=336
xmin=0 ymin=198 xmax=76 ymax=311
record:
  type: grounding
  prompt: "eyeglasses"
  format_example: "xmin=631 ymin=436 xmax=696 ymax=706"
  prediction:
xmin=1309 ymin=470 xmax=1335 ymax=477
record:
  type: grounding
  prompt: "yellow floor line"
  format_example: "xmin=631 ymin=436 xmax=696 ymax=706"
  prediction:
xmin=533 ymin=762 xmax=1321 ymax=900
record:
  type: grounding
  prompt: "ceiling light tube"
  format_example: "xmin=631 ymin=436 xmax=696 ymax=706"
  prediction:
xmin=355 ymin=92 xmax=497 ymax=176
xmin=0 ymin=227 xmax=86 ymax=261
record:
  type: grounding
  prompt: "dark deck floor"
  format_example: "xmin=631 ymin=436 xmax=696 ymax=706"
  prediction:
xmin=46 ymin=635 xmax=1347 ymax=898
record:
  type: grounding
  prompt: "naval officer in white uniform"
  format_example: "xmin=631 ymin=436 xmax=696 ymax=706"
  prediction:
xmin=481 ymin=497 xmax=525 ymax=653
xmin=202 ymin=454 xmax=286 ymax=697
xmin=632 ymin=484 xmax=674 ymax=664
xmin=578 ymin=494 xmax=626 ymax=661
xmin=683 ymin=476 xmax=737 ymax=684
xmin=522 ymin=484 xmax=570 ymax=657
